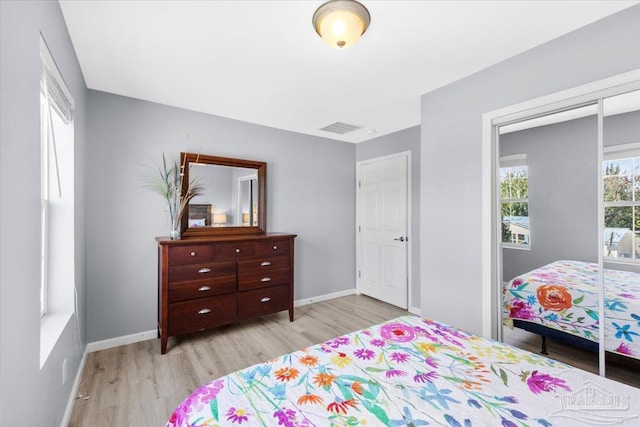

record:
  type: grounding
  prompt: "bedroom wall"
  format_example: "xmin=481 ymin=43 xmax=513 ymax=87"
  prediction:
xmin=355 ymin=126 xmax=421 ymax=311
xmin=86 ymin=91 xmax=357 ymax=342
xmin=501 ymin=111 xmax=640 ymax=281
xmin=0 ymin=1 xmax=87 ymax=425
xmin=420 ymin=4 xmax=640 ymax=334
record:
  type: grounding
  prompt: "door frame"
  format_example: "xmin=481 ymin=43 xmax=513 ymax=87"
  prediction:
xmin=355 ymin=151 xmax=414 ymax=311
xmin=481 ymin=69 xmax=640 ymax=376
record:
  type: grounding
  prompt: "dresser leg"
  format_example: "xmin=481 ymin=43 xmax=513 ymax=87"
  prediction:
xmin=289 ymin=308 xmax=294 ymax=322
xmin=161 ymin=336 xmax=168 ymax=354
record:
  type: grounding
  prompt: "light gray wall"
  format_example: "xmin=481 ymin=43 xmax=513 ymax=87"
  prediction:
xmin=605 ymin=110 xmax=640 ymax=147
xmin=0 ymin=1 xmax=87 ymax=425
xmin=86 ymin=91 xmax=357 ymax=341
xmin=420 ymin=5 xmax=640 ymax=334
xmin=356 ymin=126 xmax=421 ymax=310
xmin=500 ymin=116 xmax=599 ymax=281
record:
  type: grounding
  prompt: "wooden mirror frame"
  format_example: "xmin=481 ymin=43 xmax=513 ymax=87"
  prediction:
xmin=180 ymin=152 xmax=267 ymax=238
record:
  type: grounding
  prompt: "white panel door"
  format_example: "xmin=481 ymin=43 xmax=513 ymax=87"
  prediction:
xmin=357 ymin=154 xmax=408 ymax=308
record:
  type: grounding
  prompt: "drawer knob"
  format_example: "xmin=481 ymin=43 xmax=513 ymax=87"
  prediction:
xmin=261 ymin=277 xmax=271 ymax=282
xmin=235 ymin=248 xmax=241 ymax=253
xmin=260 ymin=297 xmax=271 ymax=303
xmin=190 ymin=251 xmax=196 ymax=256
xmin=273 ymin=245 xmax=278 ymax=250
xmin=198 ymin=308 xmax=211 ymax=315
xmin=198 ymin=268 xmax=212 ymax=274
xmin=198 ymin=286 xmax=212 ymax=292
xmin=261 ymin=261 xmax=271 ymax=266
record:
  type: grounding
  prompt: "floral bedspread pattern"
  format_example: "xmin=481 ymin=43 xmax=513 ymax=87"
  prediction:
xmin=503 ymin=260 xmax=640 ymax=360
xmin=167 ymin=315 xmax=639 ymax=426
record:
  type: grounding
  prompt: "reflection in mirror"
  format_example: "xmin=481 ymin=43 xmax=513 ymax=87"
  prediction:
xmin=188 ymin=164 xmax=257 ymax=228
xmin=180 ymin=152 xmax=266 ymax=237
xmin=499 ymin=103 xmax=601 ymax=376
xmin=603 ymin=89 xmax=640 ymax=386
xmin=238 ymin=174 xmax=258 ymax=226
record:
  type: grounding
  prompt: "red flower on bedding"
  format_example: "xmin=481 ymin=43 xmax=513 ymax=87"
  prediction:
xmin=509 ymin=299 xmax=535 ymax=320
xmin=536 ymin=285 xmax=572 ymax=311
xmin=327 ymin=399 xmax=358 ymax=414
xmin=380 ymin=322 xmax=416 ymax=342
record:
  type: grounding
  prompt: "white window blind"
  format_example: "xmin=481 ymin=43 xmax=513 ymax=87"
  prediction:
xmin=604 ymin=141 xmax=640 ymax=161
xmin=500 ymin=154 xmax=527 ymax=168
xmin=40 ymin=35 xmax=74 ymax=124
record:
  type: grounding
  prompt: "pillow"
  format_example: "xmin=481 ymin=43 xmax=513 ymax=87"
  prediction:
xmin=189 ymin=218 xmax=206 ymax=227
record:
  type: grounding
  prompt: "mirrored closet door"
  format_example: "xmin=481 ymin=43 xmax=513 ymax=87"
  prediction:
xmin=499 ymin=104 xmax=601 ymax=376
xmin=602 ymin=90 xmax=640 ymax=385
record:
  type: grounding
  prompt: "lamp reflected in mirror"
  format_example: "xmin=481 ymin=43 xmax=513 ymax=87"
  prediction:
xmin=213 ymin=213 xmax=227 ymax=227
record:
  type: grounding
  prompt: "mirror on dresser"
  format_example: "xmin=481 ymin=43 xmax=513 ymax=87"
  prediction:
xmin=180 ymin=152 xmax=266 ymax=237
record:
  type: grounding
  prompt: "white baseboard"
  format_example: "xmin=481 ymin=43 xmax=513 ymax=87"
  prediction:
xmin=294 ymin=289 xmax=357 ymax=307
xmin=60 ymin=347 xmax=88 ymax=427
xmin=86 ymin=329 xmax=158 ymax=353
xmin=84 ymin=289 xmax=362 ymax=354
xmin=61 ymin=288 xmax=414 ymax=424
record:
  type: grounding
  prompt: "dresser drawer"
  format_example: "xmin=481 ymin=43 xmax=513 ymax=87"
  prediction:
xmin=168 ymin=295 xmax=237 ymax=336
xmin=168 ymin=275 xmax=236 ymax=303
xmin=237 ymin=256 xmax=290 ymax=275
xmin=215 ymin=242 xmax=256 ymax=259
xmin=255 ymin=239 xmax=290 ymax=257
xmin=168 ymin=260 xmax=235 ymax=283
xmin=238 ymin=285 xmax=289 ymax=317
xmin=237 ymin=268 xmax=291 ymax=291
xmin=168 ymin=245 xmax=215 ymax=265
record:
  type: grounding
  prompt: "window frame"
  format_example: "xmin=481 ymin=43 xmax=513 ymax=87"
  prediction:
xmin=39 ymin=34 xmax=76 ymax=367
xmin=500 ymin=154 xmax=530 ymax=250
xmin=603 ymin=141 xmax=640 ymax=263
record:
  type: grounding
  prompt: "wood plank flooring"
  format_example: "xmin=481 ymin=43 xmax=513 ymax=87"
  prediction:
xmin=68 ymin=295 xmax=408 ymax=426
xmin=69 ymin=296 xmax=639 ymax=426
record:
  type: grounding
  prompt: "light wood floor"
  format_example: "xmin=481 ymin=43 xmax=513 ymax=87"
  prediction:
xmin=68 ymin=295 xmax=408 ymax=426
xmin=503 ymin=326 xmax=640 ymax=388
xmin=69 ymin=296 xmax=639 ymax=426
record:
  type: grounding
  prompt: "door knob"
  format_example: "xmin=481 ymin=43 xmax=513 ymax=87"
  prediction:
xmin=393 ymin=236 xmax=405 ymax=242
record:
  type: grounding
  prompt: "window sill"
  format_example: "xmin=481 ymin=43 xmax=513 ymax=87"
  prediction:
xmin=501 ymin=244 xmax=531 ymax=251
xmin=604 ymin=257 xmax=640 ymax=266
xmin=40 ymin=309 xmax=72 ymax=369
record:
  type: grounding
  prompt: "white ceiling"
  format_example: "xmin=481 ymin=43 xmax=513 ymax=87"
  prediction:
xmin=59 ymin=0 xmax=638 ymax=143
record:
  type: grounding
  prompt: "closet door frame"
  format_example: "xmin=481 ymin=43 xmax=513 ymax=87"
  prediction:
xmin=481 ymin=69 xmax=640 ymax=376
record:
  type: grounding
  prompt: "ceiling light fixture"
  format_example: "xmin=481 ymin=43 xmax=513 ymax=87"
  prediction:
xmin=312 ymin=0 xmax=370 ymax=49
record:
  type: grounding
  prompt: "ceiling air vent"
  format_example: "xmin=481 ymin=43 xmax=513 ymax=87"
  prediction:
xmin=319 ymin=121 xmax=363 ymax=135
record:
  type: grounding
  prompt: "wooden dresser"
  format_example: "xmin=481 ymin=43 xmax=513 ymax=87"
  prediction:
xmin=157 ymin=232 xmax=296 ymax=354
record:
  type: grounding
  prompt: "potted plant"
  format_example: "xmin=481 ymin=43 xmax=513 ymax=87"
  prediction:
xmin=145 ymin=154 xmax=204 ymax=239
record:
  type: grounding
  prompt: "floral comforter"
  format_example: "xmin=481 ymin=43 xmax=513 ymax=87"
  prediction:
xmin=167 ymin=315 xmax=639 ymax=426
xmin=503 ymin=260 xmax=640 ymax=360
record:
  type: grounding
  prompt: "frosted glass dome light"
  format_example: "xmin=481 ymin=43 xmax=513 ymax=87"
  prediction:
xmin=312 ymin=0 xmax=371 ymax=49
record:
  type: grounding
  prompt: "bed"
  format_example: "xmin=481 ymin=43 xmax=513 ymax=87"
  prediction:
xmin=188 ymin=204 xmax=212 ymax=227
xmin=166 ymin=315 xmax=639 ymax=426
xmin=503 ymin=260 xmax=640 ymax=360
